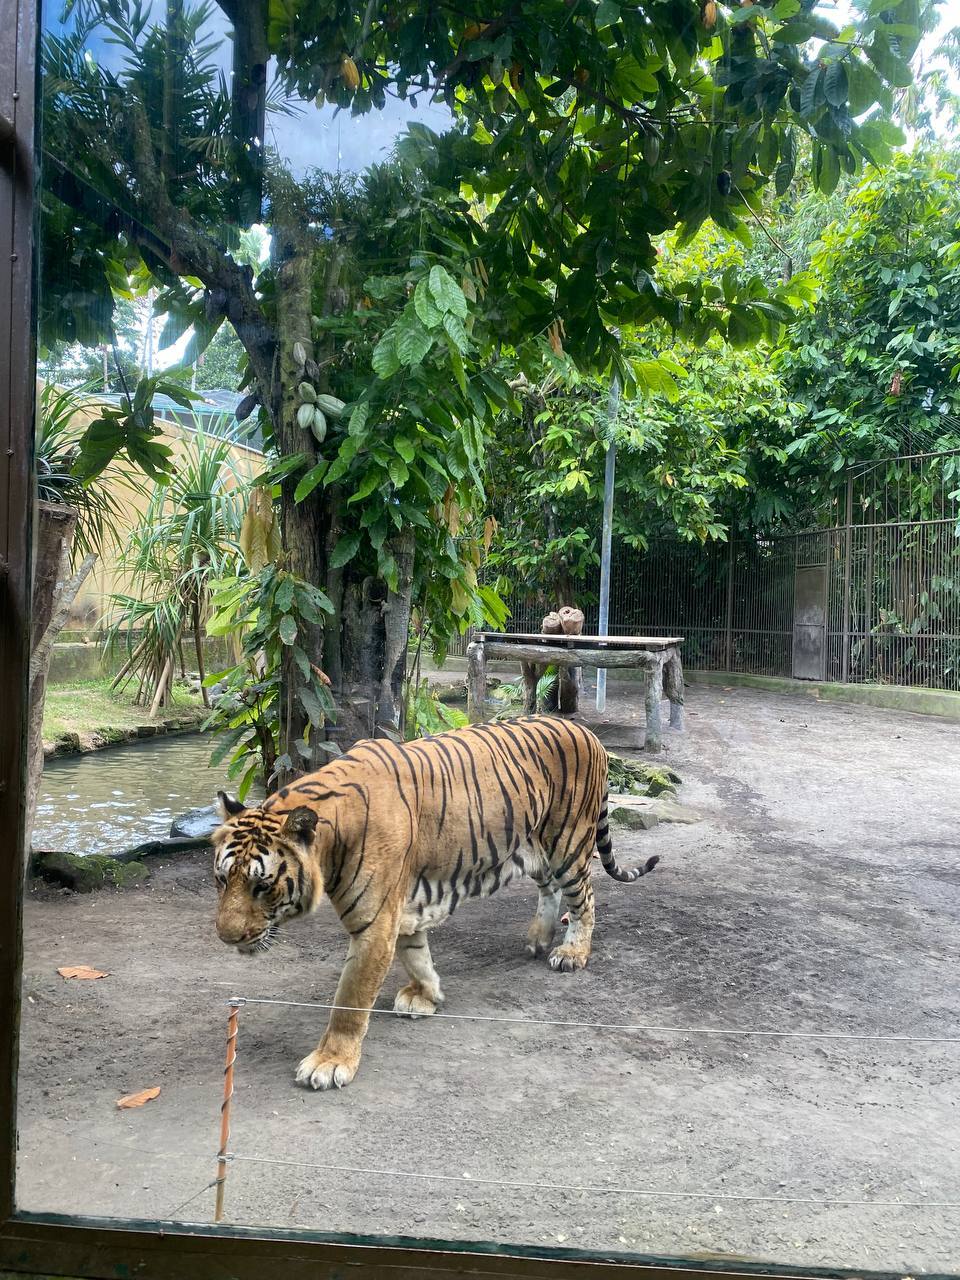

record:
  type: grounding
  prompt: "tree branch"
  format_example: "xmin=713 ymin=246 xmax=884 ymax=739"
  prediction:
xmin=123 ymin=96 xmax=277 ymax=407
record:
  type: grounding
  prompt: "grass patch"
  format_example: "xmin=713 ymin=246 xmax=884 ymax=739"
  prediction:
xmin=43 ymin=678 xmax=204 ymax=749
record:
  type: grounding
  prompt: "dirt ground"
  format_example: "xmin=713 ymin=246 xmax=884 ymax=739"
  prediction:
xmin=15 ymin=681 xmax=960 ymax=1272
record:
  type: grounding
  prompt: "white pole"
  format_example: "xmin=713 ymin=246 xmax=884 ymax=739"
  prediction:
xmin=596 ymin=376 xmax=620 ymax=713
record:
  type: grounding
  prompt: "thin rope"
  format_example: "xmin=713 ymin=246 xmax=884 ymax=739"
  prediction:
xmin=225 ymin=997 xmax=960 ymax=1045
xmin=166 ymin=1178 xmax=219 ymax=1221
xmin=224 ymin=1153 xmax=960 ymax=1211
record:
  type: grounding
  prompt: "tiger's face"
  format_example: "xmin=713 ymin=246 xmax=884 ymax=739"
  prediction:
xmin=211 ymin=792 xmax=320 ymax=955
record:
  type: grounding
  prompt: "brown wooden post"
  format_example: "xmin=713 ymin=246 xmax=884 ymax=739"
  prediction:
xmin=644 ymin=656 xmax=665 ymax=753
xmin=0 ymin=0 xmax=37 ymax=1221
xmin=664 ymin=646 xmax=684 ymax=730
xmin=557 ymin=606 xmax=584 ymax=714
xmin=522 ymin=611 xmax=561 ymax=713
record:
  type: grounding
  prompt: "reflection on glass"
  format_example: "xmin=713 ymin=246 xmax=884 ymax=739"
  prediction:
xmin=18 ymin=0 xmax=960 ymax=1270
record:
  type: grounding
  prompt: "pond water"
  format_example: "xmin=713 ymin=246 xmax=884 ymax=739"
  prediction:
xmin=33 ymin=733 xmax=262 ymax=856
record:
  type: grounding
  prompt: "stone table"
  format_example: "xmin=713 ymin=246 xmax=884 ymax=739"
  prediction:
xmin=466 ymin=632 xmax=684 ymax=753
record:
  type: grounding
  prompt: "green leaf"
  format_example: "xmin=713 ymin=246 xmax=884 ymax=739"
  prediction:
xmin=388 ymin=456 xmax=409 ymax=488
xmin=279 ymin=614 xmax=297 ymax=645
xmin=294 ymin=461 xmax=328 ymax=503
xmin=372 ymin=335 xmax=400 ymax=378
xmin=395 ymin=318 xmax=434 ymax=366
xmin=348 ymin=402 xmax=370 ymax=436
xmin=330 ymin=532 xmax=361 ymax=568
xmin=824 ymin=61 xmax=848 ymax=108
xmin=428 ymin=265 xmax=468 ymax=318
xmin=346 ymin=470 xmax=381 ymax=504
xmin=291 ymin=645 xmax=311 ymax=681
xmin=299 ymin=685 xmax=325 ymax=729
xmin=800 ymin=67 xmax=822 ymax=118
xmin=275 ymin=576 xmax=295 ymax=613
xmin=442 ymin=311 xmax=469 ymax=352
xmin=596 ymin=0 xmax=620 ymax=27
xmin=395 ymin=435 xmax=416 ymax=464
xmin=414 ymin=278 xmax=443 ymax=327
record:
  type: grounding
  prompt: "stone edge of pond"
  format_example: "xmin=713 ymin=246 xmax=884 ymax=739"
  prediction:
xmin=30 ymin=835 xmax=211 ymax=893
xmin=42 ymin=711 xmax=209 ymax=760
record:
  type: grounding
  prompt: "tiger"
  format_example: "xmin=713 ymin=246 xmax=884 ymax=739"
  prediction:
xmin=212 ymin=714 xmax=660 ymax=1091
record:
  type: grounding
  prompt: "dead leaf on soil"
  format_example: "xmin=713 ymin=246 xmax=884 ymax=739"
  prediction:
xmin=116 ymin=1087 xmax=161 ymax=1109
xmin=57 ymin=965 xmax=109 ymax=980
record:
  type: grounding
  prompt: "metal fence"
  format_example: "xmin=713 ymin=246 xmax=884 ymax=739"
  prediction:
xmin=456 ymin=449 xmax=960 ymax=693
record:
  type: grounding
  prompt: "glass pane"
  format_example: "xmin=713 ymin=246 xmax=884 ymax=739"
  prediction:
xmin=17 ymin=0 xmax=960 ymax=1270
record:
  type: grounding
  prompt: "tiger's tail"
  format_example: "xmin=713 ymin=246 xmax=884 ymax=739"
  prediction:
xmin=596 ymin=791 xmax=660 ymax=883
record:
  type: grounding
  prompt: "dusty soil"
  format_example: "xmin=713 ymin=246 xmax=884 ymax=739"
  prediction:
xmin=16 ymin=681 xmax=960 ymax=1273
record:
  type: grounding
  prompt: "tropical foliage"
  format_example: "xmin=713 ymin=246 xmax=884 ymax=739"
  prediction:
xmin=106 ymin=427 xmax=244 ymax=712
xmin=36 ymin=0 xmax=936 ymax=769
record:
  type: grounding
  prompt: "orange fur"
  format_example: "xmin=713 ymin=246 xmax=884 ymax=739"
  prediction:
xmin=211 ymin=715 xmax=657 ymax=1090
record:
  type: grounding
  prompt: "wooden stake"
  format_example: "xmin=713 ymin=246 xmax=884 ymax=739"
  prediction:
xmin=214 ymin=1000 xmax=240 ymax=1223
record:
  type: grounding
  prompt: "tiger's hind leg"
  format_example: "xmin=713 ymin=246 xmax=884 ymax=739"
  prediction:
xmin=394 ymin=930 xmax=444 ymax=1018
xmin=548 ymin=859 xmax=596 ymax=974
xmin=525 ymin=867 xmax=562 ymax=959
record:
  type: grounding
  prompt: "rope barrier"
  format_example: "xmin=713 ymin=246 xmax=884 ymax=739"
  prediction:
xmin=207 ymin=997 xmax=960 ymax=1223
xmin=225 ymin=996 xmax=960 ymax=1046
xmin=223 ymin=1152 xmax=960 ymax=1212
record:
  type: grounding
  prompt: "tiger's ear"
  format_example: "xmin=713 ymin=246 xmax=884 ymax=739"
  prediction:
xmin=282 ymin=806 xmax=319 ymax=843
xmin=217 ymin=791 xmax=246 ymax=819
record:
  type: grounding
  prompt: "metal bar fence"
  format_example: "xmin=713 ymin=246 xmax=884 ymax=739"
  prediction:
xmin=440 ymin=450 xmax=960 ymax=692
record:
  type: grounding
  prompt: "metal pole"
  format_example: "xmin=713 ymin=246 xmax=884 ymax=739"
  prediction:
xmin=724 ymin=539 xmax=735 ymax=672
xmin=596 ymin=376 xmax=621 ymax=713
xmin=214 ymin=999 xmax=241 ymax=1223
xmin=840 ymin=472 xmax=854 ymax=684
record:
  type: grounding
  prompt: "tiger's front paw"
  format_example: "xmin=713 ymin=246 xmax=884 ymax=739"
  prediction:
xmin=394 ymin=981 xmax=442 ymax=1018
xmin=295 ymin=1047 xmax=359 ymax=1091
xmin=548 ymin=943 xmax=590 ymax=973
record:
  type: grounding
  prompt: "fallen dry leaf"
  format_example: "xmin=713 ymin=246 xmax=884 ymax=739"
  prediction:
xmin=57 ymin=965 xmax=109 ymax=980
xmin=116 ymin=1087 xmax=161 ymax=1110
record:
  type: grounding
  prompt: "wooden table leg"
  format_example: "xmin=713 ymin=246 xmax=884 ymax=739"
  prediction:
xmin=466 ymin=639 xmax=487 ymax=722
xmin=644 ymin=658 xmax=664 ymax=752
xmin=664 ymin=647 xmax=684 ymax=731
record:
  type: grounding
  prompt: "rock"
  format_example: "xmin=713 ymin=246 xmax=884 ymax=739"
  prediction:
xmin=430 ymin=681 xmax=467 ymax=703
xmin=108 ymin=860 xmax=150 ymax=888
xmin=31 ymin=850 xmax=150 ymax=892
xmin=611 ymin=805 xmax=660 ymax=831
xmin=651 ymin=796 xmax=702 ymax=825
xmin=135 ymin=724 xmax=157 ymax=738
xmin=610 ymin=794 xmax=703 ymax=827
xmin=117 ymin=835 xmax=212 ymax=860
xmin=170 ymin=804 xmax=221 ymax=840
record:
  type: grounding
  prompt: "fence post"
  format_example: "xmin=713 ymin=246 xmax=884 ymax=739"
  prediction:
xmin=840 ymin=472 xmax=854 ymax=684
xmin=724 ymin=540 xmax=735 ymax=672
xmin=596 ymin=376 xmax=620 ymax=713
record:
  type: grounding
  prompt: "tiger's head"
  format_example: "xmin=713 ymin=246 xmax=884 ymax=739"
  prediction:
xmin=211 ymin=792 xmax=321 ymax=954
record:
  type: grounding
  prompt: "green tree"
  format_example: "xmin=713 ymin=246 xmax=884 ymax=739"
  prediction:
xmin=39 ymin=0 xmax=927 ymax=762
xmin=775 ymin=147 xmax=960 ymax=484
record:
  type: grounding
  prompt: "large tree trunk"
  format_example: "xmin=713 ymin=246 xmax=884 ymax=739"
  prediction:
xmin=25 ymin=503 xmax=96 ymax=858
xmin=271 ymin=220 xmax=326 ymax=783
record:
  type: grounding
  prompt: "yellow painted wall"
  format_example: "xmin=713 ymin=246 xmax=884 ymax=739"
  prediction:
xmin=61 ymin=404 xmax=262 ymax=629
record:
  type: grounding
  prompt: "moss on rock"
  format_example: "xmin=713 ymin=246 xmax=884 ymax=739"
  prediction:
xmin=31 ymin=849 xmax=150 ymax=892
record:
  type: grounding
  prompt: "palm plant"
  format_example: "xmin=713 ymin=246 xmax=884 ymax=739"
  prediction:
xmin=35 ymin=381 xmax=132 ymax=564
xmin=107 ymin=419 xmax=245 ymax=714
